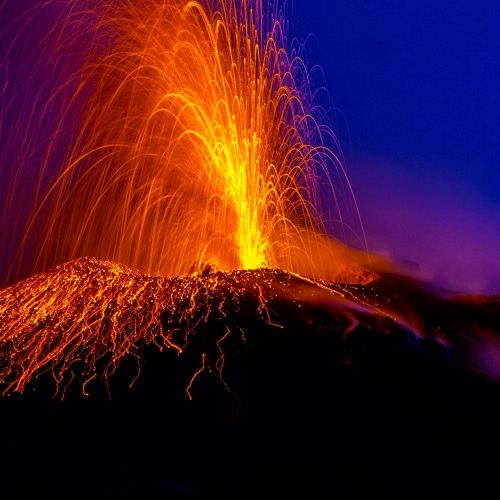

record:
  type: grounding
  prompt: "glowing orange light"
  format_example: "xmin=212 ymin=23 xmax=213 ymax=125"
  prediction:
xmin=4 ymin=0 xmax=364 ymax=284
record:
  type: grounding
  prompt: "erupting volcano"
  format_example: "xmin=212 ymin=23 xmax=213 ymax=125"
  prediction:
xmin=1 ymin=1 xmax=499 ymax=497
xmin=0 ymin=0 xmax=499 ymax=407
xmin=2 ymin=0 xmax=366 ymax=282
xmin=0 ymin=0 xmax=369 ymax=393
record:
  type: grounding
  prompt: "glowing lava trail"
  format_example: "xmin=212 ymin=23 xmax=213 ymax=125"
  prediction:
xmin=0 ymin=258 xmax=375 ymax=396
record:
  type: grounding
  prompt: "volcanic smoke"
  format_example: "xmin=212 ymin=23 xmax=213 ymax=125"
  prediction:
xmin=0 ymin=0 xmax=498 ymax=396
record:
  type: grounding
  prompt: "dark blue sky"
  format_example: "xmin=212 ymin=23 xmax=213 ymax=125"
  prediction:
xmin=292 ymin=0 xmax=500 ymax=292
xmin=292 ymin=0 xmax=499 ymax=198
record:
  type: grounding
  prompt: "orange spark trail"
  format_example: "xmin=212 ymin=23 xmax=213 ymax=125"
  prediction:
xmin=2 ymin=0 xmax=362 ymax=285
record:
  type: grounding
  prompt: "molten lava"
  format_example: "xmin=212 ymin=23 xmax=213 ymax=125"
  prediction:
xmin=0 ymin=257 xmax=379 ymax=396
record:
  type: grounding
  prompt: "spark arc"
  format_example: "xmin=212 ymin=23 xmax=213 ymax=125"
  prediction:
xmin=1 ymin=0 xmax=362 ymax=285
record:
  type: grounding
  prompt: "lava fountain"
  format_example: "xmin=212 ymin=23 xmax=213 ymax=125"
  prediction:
xmin=1 ymin=0 xmax=368 ymax=284
xmin=0 ymin=0 xmax=498 ymax=396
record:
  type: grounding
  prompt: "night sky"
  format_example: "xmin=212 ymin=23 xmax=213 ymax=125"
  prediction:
xmin=293 ymin=0 xmax=500 ymax=293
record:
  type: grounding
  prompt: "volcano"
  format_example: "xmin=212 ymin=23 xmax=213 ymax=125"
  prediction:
xmin=1 ymin=1 xmax=499 ymax=498
xmin=0 ymin=259 xmax=499 ymax=498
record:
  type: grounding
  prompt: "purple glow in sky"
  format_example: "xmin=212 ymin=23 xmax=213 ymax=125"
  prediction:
xmin=350 ymin=154 xmax=500 ymax=294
